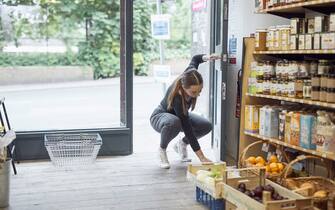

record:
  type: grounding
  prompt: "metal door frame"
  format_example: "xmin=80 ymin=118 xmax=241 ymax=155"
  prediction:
xmin=210 ymin=0 xmax=229 ymax=161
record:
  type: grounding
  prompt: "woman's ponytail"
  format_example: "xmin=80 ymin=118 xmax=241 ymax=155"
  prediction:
xmin=167 ymin=77 xmax=187 ymax=114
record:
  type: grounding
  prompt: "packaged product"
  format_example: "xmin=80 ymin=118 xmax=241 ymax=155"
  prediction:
xmin=285 ymin=112 xmax=293 ymax=144
xmin=245 ymin=105 xmax=260 ymax=133
xmin=314 ymin=111 xmax=335 ymax=153
xmin=264 ymin=107 xmax=280 ymax=138
xmin=300 ymin=114 xmax=316 ymax=150
xmin=290 ymin=112 xmax=300 ymax=146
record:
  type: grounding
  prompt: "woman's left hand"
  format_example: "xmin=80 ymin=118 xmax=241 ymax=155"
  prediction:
xmin=203 ymin=54 xmax=222 ymax=62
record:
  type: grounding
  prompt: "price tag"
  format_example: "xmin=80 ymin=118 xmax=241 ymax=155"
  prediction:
xmin=262 ymin=143 xmax=270 ymax=152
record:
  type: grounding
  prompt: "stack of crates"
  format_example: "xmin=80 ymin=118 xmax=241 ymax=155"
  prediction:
xmin=196 ymin=186 xmax=225 ymax=210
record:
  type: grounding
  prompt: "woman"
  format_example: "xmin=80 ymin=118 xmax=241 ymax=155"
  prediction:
xmin=150 ymin=54 xmax=221 ymax=169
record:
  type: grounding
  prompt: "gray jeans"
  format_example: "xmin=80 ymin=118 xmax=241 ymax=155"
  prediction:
xmin=150 ymin=106 xmax=212 ymax=149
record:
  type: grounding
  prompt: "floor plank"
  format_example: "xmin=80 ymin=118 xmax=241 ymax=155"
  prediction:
xmin=1 ymin=152 xmax=208 ymax=210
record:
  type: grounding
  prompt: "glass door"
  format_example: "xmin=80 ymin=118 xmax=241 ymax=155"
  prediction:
xmin=210 ymin=0 xmax=229 ymax=162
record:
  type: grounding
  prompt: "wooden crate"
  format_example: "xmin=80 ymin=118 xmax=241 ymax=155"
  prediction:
xmin=221 ymin=168 xmax=314 ymax=210
xmin=187 ymin=163 xmax=226 ymax=199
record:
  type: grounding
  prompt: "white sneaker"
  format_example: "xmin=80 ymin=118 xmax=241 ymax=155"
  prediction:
xmin=173 ymin=139 xmax=192 ymax=162
xmin=158 ymin=147 xmax=170 ymax=169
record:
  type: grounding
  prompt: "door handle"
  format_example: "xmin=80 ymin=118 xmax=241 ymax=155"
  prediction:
xmin=222 ymin=82 xmax=226 ymax=100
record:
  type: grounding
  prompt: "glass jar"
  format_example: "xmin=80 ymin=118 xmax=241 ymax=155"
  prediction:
xmin=295 ymin=79 xmax=304 ymax=99
xmin=327 ymin=74 xmax=335 ymax=89
xmin=263 ymin=79 xmax=271 ymax=95
xmin=321 ymin=74 xmax=328 ymax=89
xmin=255 ymin=29 xmax=268 ymax=51
xmin=282 ymin=80 xmax=289 ymax=97
xmin=327 ymin=88 xmax=335 ymax=103
xmin=270 ymin=78 xmax=277 ymax=95
xmin=312 ymin=86 xmax=320 ymax=101
xmin=298 ymin=61 xmax=310 ymax=78
xmin=320 ymin=87 xmax=328 ymax=102
xmin=277 ymin=79 xmax=283 ymax=96
xmin=279 ymin=25 xmax=291 ymax=51
xmin=303 ymin=80 xmax=312 ymax=99
xmin=310 ymin=61 xmax=318 ymax=75
xmin=318 ymin=60 xmax=330 ymax=75
xmin=288 ymin=80 xmax=296 ymax=98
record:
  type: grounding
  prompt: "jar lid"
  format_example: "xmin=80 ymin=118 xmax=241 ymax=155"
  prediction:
xmin=256 ymin=29 xmax=267 ymax=32
xmin=321 ymin=87 xmax=328 ymax=91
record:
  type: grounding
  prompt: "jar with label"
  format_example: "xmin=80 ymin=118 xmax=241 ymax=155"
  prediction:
xmin=279 ymin=25 xmax=291 ymax=50
xmin=312 ymin=86 xmax=320 ymax=101
xmin=255 ymin=29 xmax=268 ymax=51
xmin=263 ymin=79 xmax=271 ymax=95
xmin=310 ymin=61 xmax=318 ymax=75
xmin=277 ymin=79 xmax=283 ymax=96
xmin=256 ymin=82 xmax=263 ymax=95
xmin=282 ymin=80 xmax=289 ymax=97
xmin=288 ymin=80 xmax=296 ymax=98
xmin=273 ymin=27 xmax=280 ymax=51
xmin=298 ymin=61 xmax=310 ymax=78
xmin=266 ymin=26 xmax=275 ymax=50
xmin=303 ymin=80 xmax=312 ymax=99
xmin=289 ymin=61 xmax=299 ymax=80
xmin=327 ymin=74 xmax=335 ymax=89
xmin=321 ymin=73 xmax=328 ymax=89
xmin=312 ymin=74 xmax=321 ymax=87
xmin=276 ymin=61 xmax=283 ymax=79
xmin=318 ymin=60 xmax=330 ymax=75
xmin=327 ymin=88 xmax=335 ymax=103
xmin=270 ymin=78 xmax=277 ymax=95
xmin=295 ymin=79 xmax=304 ymax=99
xmin=320 ymin=87 xmax=328 ymax=102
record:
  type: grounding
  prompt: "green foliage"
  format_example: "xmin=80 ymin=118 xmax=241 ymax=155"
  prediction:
xmin=0 ymin=17 xmax=4 ymax=51
xmin=0 ymin=0 xmax=191 ymax=77
xmin=0 ymin=52 xmax=82 ymax=66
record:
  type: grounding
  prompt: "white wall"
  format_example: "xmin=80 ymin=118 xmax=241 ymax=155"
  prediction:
xmin=224 ymin=0 xmax=289 ymax=162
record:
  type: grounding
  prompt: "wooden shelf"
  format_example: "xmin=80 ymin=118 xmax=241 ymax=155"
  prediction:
xmin=258 ymin=0 xmax=335 ymax=18
xmin=254 ymin=50 xmax=335 ymax=55
xmin=244 ymin=131 xmax=335 ymax=161
xmin=246 ymin=93 xmax=335 ymax=109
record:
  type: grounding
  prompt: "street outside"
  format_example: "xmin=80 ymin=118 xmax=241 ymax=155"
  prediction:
xmin=0 ymin=76 xmax=213 ymax=159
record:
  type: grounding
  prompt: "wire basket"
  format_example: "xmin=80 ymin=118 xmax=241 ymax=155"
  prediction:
xmin=44 ymin=133 xmax=102 ymax=167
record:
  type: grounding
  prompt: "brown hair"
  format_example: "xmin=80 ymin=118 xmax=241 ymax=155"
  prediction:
xmin=167 ymin=70 xmax=203 ymax=115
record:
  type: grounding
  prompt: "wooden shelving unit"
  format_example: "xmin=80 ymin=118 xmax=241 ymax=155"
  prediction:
xmin=244 ymin=131 xmax=335 ymax=161
xmin=246 ymin=93 xmax=335 ymax=109
xmin=253 ymin=50 xmax=335 ymax=55
xmin=239 ymin=0 xmax=335 ymax=182
xmin=258 ymin=0 xmax=335 ymax=18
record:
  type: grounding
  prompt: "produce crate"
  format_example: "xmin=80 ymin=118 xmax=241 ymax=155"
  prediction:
xmin=187 ymin=163 xmax=227 ymax=199
xmin=221 ymin=168 xmax=314 ymax=210
xmin=196 ymin=186 xmax=225 ymax=210
xmin=44 ymin=133 xmax=102 ymax=167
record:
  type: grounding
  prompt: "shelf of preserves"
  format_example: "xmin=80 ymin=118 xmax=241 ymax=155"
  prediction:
xmin=244 ymin=131 xmax=335 ymax=161
xmin=253 ymin=50 xmax=335 ymax=55
xmin=258 ymin=0 xmax=335 ymax=16
xmin=246 ymin=93 xmax=335 ymax=109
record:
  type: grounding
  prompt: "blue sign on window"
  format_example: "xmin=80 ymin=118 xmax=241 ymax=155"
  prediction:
xmin=153 ymin=21 xmax=169 ymax=36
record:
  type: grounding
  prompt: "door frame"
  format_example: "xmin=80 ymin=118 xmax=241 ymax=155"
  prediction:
xmin=11 ymin=0 xmax=133 ymax=160
xmin=210 ymin=0 xmax=229 ymax=161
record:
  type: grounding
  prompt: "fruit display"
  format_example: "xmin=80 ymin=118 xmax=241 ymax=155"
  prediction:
xmin=245 ymin=155 xmax=285 ymax=176
xmin=237 ymin=183 xmax=287 ymax=203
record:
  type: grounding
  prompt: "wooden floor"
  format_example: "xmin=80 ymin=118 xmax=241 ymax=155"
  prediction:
xmin=2 ymin=152 xmax=207 ymax=210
